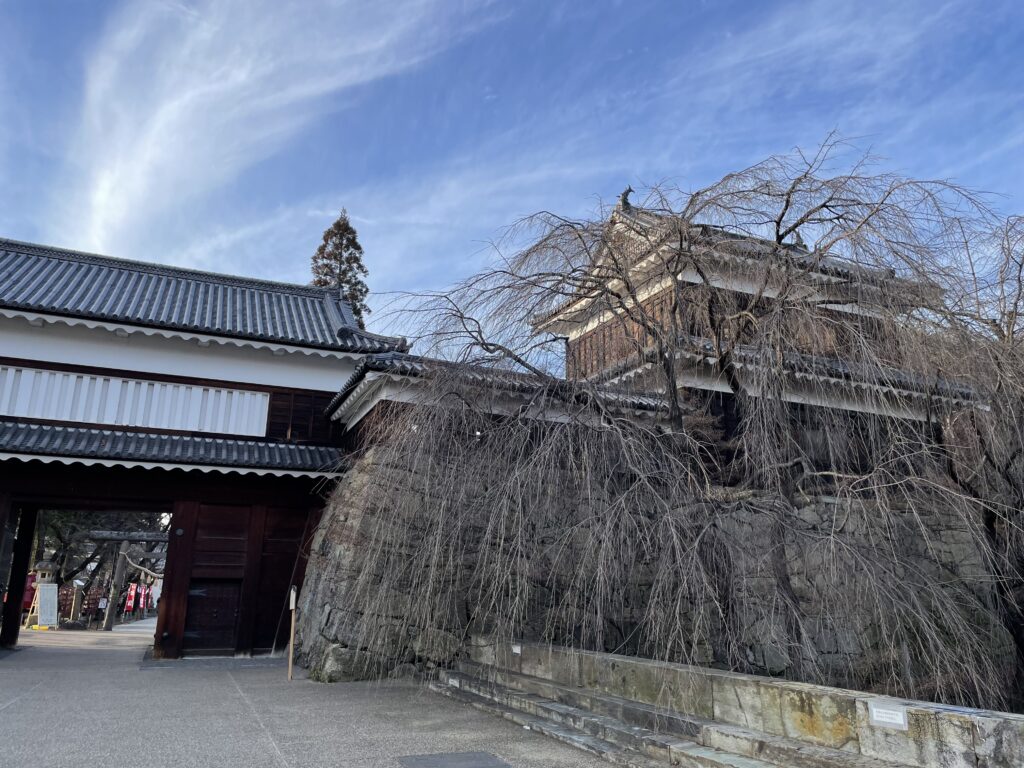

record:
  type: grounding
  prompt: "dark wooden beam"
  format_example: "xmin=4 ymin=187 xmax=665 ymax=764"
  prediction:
xmin=0 ymin=492 xmax=11 ymax=576
xmin=0 ymin=506 xmax=39 ymax=648
xmin=0 ymin=461 xmax=330 ymax=508
xmin=80 ymin=531 xmax=170 ymax=543
xmin=153 ymin=501 xmax=199 ymax=660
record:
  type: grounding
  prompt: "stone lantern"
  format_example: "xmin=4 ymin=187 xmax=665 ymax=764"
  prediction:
xmin=32 ymin=560 xmax=57 ymax=583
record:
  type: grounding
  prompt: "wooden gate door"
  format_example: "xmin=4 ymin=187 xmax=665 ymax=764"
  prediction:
xmin=251 ymin=507 xmax=313 ymax=652
xmin=180 ymin=504 xmax=249 ymax=654
xmin=182 ymin=579 xmax=241 ymax=651
xmin=158 ymin=501 xmax=317 ymax=657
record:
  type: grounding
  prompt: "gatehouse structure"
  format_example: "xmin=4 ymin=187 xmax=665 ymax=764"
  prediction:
xmin=0 ymin=237 xmax=406 ymax=656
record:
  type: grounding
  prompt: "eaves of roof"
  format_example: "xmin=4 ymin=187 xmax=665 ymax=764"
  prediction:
xmin=534 ymin=207 xmax=937 ymax=332
xmin=325 ymin=352 xmax=665 ymax=420
xmin=593 ymin=335 xmax=976 ymax=403
xmin=0 ymin=419 xmax=344 ymax=477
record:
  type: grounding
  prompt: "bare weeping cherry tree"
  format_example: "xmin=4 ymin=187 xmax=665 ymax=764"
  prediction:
xmin=321 ymin=137 xmax=1024 ymax=710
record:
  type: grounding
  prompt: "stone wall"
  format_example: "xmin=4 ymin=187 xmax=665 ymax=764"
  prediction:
xmin=296 ymin=445 xmax=1015 ymax=708
xmin=296 ymin=449 xmax=463 ymax=681
xmin=296 ymin=449 xmax=379 ymax=681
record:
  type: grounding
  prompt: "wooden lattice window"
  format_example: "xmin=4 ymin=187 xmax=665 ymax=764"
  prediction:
xmin=266 ymin=390 xmax=337 ymax=443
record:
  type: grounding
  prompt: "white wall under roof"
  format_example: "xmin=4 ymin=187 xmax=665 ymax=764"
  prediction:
xmin=0 ymin=364 xmax=270 ymax=436
xmin=0 ymin=313 xmax=357 ymax=393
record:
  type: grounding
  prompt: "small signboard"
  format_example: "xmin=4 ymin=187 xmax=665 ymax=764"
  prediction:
xmin=868 ymin=699 xmax=909 ymax=731
xmin=36 ymin=583 xmax=59 ymax=627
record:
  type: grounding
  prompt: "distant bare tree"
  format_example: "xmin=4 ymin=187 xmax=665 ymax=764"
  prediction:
xmin=311 ymin=209 xmax=371 ymax=329
xmin=42 ymin=510 xmax=165 ymax=587
xmin=322 ymin=137 xmax=1024 ymax=711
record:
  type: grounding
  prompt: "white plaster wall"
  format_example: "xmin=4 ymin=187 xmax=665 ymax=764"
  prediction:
xmin=0 ymin=314 xmax=358 ymax=393
xmin=0 ymin=364 xmax=270 ymax=436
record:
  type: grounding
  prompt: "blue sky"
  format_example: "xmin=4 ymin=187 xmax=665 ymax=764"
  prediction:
xmin=1 ymin=0 xmax=1022 ymax=328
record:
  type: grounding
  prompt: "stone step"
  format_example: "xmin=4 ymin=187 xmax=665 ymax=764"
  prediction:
xmin=456 ymin=661 xmax=913 ymax=768
xmin=435 ymin=670 xmax=778 ymax=768
xmin=429 ymin=678 xmax=664 ymax=768
xmin=460 ymin=659 xmax=710 ymax=738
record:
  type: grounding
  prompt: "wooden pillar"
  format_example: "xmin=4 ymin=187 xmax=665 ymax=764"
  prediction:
xmin=0 ymin=493 xmax=11 ymax=598
xmin=0 ymin=493 xmax=10 ymax=557
xmin=153 ymin=501 xmax=198 ymax=659
xmin=0 ymin=506 xmax=38 ymax=648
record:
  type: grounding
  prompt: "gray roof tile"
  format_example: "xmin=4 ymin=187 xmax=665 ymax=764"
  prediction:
xmin=0 ymin=420 xmax=343 ymax=473
xmin=0 ymin=238 xmax=406 ymax=354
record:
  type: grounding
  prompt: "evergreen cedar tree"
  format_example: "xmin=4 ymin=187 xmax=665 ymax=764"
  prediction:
xmin=311 ymin=209 xmax=370 ymax=329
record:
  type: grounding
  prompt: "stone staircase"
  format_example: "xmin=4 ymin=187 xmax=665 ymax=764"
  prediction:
xmin=433 ymin=660 xmax=899 ymax=768
xmin=428 ymin=641 xmax=1024 ymax=768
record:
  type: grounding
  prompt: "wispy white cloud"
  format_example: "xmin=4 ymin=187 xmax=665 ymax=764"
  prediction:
xmin=31 ymin=0 xmax=1019 ymax=337
xmin=650 ymin=1 xmax=960 ymax=161
xmin=54 ymin=0 xmax=496 ymax=254
xmin=172 ymin=147 xmax=633 ymax=300
xmin=690 ymin=1 xmax=948 ymax=89
xmin=146 ymin=0 xmax=1022 ymax=325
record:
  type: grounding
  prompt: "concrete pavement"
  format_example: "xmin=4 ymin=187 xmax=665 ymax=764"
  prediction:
xmin=0 ymin=626 xmax=610 ymax=768
xmin=112 ymin=616 xmax=160 ymax=634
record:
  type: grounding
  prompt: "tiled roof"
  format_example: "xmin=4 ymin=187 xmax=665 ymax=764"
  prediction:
xmin=613 ymin=206 xmax=899 ymax=284
xmin=534 ymin=206 xmax=936 ymax=330
xmin=0 ymin=420 xmax=343 ymax=474
xmin=327 ymin=352 xmax=665 ymax=419
xmin=0 ymin=238 xmax=407 ymax=354
xmin=728 ymin=344 xmax=976 ymax=401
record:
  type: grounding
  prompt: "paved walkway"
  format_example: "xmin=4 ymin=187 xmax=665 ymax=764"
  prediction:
xmin=0 ymin=626 xmax=607 ymax=768
xmin=112 ymin=615 xmax=161 ymax=634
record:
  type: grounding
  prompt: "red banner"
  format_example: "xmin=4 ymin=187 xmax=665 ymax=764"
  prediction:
xmin=124 ymin=583 xmax=137 ymax=612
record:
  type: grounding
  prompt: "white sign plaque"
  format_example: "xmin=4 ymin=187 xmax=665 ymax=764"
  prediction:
xmin=289 ymin=586 xmax=297 ymax=610
xmin=511 ymin=644 xmax=522 ymax=655
xmin=37 ymin=583 xmax=59 ymax=627
xmin=868 ymin=699 xmax=909 ymax=731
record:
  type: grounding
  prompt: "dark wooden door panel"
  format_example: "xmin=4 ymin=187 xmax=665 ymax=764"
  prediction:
xmin=191 ymin=505 xmax=250 ymax=579
xmin=176 ymin=505 xmax=315 ymax=655
xmin=252 ymin=553 xmax=297 ymax=651
xmin=195 ymin=505 xmax=250 ymax=549
xmin=251 ymin=507 xmax=309 ymax=651
xmin=189 ymin=555 xmax=246 ymax=579
xmin=182 ymin=579 xmax=241 ymax=652
xmin=262 ymin=508 xmax=307 ymax=543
